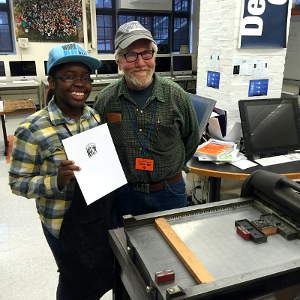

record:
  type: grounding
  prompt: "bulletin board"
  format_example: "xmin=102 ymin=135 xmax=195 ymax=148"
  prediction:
xmin=13 ymin=0 xmax=84 ymax=42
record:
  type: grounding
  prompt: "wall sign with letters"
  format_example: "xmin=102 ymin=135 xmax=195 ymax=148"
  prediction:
xmin=239 ymin=0 xmax=289 ymax=48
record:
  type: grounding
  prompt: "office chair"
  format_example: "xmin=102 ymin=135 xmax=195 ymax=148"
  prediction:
xmin=187 ymin=88 xmax=196 ymax=94
xmin=186 ymin=94 xmax=216 ymax=206
xmin=188 ymin=93 xmax=216 ymax=140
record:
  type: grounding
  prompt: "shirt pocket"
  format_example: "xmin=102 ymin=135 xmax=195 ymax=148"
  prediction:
xmin=154 ymin=120 xmax=180 ymax=151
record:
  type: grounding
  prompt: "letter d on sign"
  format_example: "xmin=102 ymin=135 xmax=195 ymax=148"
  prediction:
xmin=239 ymin=0 xmax=288 ymax=48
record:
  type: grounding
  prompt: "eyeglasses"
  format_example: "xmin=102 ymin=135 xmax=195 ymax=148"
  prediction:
xmin=123 ymin=50 xmax=154 ymax=63
xmin=54 ymin=76 xmax=93 ymax=83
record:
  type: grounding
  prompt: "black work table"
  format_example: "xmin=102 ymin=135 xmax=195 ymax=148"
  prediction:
xmin=187 ymin=157 xmax=300 ymax=202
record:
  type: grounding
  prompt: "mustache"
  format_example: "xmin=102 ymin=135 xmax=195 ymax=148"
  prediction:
xmin=130 ymin=67 xmax=152 ymax=72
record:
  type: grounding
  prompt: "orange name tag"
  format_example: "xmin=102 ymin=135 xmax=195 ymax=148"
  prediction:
xmin=135 ymin=158 xmax=154 ymax=171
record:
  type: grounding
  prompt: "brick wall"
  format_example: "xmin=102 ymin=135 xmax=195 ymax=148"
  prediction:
xmin=196 ymin=0 xmax=292 ymax=128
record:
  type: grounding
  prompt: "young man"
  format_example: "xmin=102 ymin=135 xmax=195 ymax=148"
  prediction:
xmin=94 ymin=21 xmax=199 ymax=225
xmin=9 ymin=43 xmax=114 ymax=300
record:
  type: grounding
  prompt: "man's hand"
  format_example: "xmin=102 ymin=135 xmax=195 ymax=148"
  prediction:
xmin=57 ymin=160 xmax=81 ymax=190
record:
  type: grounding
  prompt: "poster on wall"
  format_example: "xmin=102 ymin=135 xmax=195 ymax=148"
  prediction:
xmin=13 ymin=0 xmax=84 ymax=42
xmin=239 ymin=0 xmax=289 ymax=48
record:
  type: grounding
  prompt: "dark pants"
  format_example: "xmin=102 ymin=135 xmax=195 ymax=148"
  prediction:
xmin=42 ymin=183 xmax=115 ymax=300
xmin=115 ymin=177 xmax=187 ymax=226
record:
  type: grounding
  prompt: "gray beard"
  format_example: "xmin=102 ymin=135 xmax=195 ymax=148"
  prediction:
xmin=125 ymin=69 xmax=155 ymax=90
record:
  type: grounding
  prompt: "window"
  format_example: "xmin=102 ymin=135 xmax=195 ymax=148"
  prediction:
xmin=174 ymin=0 xmax=189 ymax=12
xmin=96 ymin=15 xmax=114 ymax=52
xmin=153 ymin=16 xmax=169 ymax=52
xmin=0 ymin=0 xmax=14 ymax=53
xmin=173 ymin=0 xmax=190 ymax=52
xmin=96 ymin=0 xmax=112 ymax=9
xmin=173 ymin=17 xmax=188 ymax=51
xmin=118 ymin=14 xmax=170 ymax=53
xmin=96 ymin=0 xmax=191 ymax=53
xmin=96 ymin=0 xmax=115 ymax=53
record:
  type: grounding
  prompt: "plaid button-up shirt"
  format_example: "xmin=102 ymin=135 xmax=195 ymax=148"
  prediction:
xmin=9 ymin=99 xmax=101 ymax=238
xmin=94 ymin=74 xmax=199 ymax=184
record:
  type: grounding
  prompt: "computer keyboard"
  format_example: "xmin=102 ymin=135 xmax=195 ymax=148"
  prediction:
xmin=255 ymin=152 xmax=300 ymax=166
xmin=12 ymin=80 xmax=36 ymax=84
xmin=93 ymin=78 xmax=118 ymax=84
xmin=175 ymin=75 xmax=193 ymax=79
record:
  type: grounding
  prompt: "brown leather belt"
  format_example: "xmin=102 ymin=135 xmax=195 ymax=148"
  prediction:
xmin=131 ymin=173 xmax=182 ymax=193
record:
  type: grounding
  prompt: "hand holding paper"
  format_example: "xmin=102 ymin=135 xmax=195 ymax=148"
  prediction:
xmin=57 ymin=160 xmax=81 ymax=190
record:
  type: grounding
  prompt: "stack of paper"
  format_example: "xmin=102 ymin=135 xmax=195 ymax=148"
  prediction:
xmin=194 ymin=139 xmax=239 ymax=162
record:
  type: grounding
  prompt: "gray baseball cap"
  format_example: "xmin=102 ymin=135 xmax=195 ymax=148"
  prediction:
xmin=115 ymin=21 xmax=156 ymax=50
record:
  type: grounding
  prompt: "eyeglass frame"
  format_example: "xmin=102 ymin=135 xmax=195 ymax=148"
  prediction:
xmin=53 ymin=76 xmax=94 ymax=83
xmin=123 ymin=49 xmax=155 ymax=63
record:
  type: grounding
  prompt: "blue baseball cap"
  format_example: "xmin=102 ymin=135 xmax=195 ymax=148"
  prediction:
xmin=47 ymin=43 xmax=101 ymax=74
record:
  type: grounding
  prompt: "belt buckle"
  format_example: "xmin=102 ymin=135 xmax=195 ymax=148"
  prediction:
xmin=135 ymin=183 xmax=150 ymax=193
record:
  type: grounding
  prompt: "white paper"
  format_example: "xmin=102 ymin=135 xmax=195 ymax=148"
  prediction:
xmin=208 ymin=119 xmax=242 ymax=142
xmin=0 ymin=100 xmax=3 ymax=112
xmin=207 ymin=117 xmax=223 ymax=140
xmin=255 ymin=153 xmax=300 ymax=167
xmin=209 ymin=52 xmax=220 ymax=71
xmin=230 ymin=159 xmax=257 ymax=170
xmin=240 ymin=60 xmax=254 ymax=76
xmin=253 ymin=60 xmax=268 ymax=77
xmin=62 ymin=123 xmax=127 ymax=205
xmin=223 ymin=122 xmax=242 ymax=142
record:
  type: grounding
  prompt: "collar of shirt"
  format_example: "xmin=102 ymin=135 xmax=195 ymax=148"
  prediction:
xmin=118 ymin=74 xmax=166 ymax=105
xmin=47 ymin=98 xmax=97 ymax=126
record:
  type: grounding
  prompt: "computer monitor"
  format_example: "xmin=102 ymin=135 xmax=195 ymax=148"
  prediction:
xmin=155 ymin=56 xmax=171 ymax=76
xmin=96 ymin=60 xmax=118 ymax=78
xmin=239 ymin=98 xmax=300 ymax=160
xmin=9 ymin=61 xmax=37 ymax=79
xmin=0 ymin=61 xmax=5 ymax=77
xmin=172 ymin=55 xmax=192 ymax=76
xmin=44 ymin=61 xmax=48 ymax=75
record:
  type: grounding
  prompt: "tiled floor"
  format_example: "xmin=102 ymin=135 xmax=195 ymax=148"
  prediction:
xmin=0 ymin=114 xmax=112 ymax=300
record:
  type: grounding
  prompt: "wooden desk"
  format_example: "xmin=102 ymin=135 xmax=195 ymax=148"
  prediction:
xmin=0 ymin=99 xmax=36 ymax=155
xmin=0 ymin=80 xmax=41 ymax=107
xmin=187 ymin=156 xmax=300 ymax=202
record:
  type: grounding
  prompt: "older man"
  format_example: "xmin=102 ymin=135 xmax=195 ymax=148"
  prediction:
xmin=94 ymin=21 xmax=199 ymax=225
